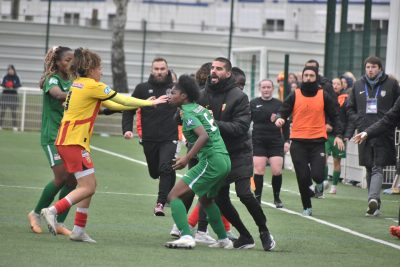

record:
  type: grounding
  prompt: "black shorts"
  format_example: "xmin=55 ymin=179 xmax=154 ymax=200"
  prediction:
xmin=252 ymin=138 xmax=284 ymax=158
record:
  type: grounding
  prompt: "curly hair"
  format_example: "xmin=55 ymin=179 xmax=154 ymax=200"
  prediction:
xmin=69 ymin=48 xmax=101 ymax=79
xmin=195 ymin=62 xmax=211 ymax=87
xmin=39 ymin=46 xmax=72 ymax=89
xmin=175 ymin=74 xmax=200 ymax=102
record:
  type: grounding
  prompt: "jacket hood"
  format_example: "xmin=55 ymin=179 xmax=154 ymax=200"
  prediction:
xmin=205 ymin=75 xmax=238 ymax=94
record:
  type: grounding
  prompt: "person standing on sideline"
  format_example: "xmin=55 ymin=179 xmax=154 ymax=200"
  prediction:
xmin=0 ymin=64 xmax=21 ymax=131
xmin=250 ymin=79 xmax=290 ymax=208
xmin=165 ymin=74 xmax=233 ymax=249
xmin=275 ymin=66 xmax=344 ymax=216
xmin=198 ymin=57 xmax=275 ymax=251
xmin=345 ymin=56 xmax=400 ymax=216
xmin=122 ymin=58 xmax=178 ymax=216
xmin=27 ymin=46 xmax=77 ymax=235
xmin=41 ymin=48 xmax=168 ymax=243
xmin=324 ymin=78 xmax=349 ymax=194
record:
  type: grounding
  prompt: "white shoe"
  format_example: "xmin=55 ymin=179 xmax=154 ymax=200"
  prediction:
xmin=170 ymin=224 xmax=180 ymax=238
xmin=195 ymin=231 xmax=216 ymax=244
xmin=329 ymin=185 xmax=337 ymax=194
xmin=70 ymin=231 xmax=96 ymax=243
xmin=208 ymin=238 xmax=233 ymax=249
xmin=40 ymin=208 xmax=57 ymax=235
xmin=323 ymin=180 xmax=330 ymax=191
xmin=165 ymin=235 xmax=195 ymax=249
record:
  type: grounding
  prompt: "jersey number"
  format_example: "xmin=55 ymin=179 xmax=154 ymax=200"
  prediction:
xmin=203 ymin=113 xmax=218 ymax=132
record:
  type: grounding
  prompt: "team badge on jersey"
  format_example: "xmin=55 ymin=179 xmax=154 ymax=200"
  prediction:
xmin=149 ymin=89 xmax=153 ymax=94
xmin=104 ymin=86 xmax=112 ymax=95
xmin=381 ymin=90 xmax=386 ymax=97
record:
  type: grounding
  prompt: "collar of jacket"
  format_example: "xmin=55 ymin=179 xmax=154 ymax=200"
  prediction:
xmin=205 ymin=75 xmax=237 ymax=94
xmin=363 ymin=71 xmax=386 ymax=88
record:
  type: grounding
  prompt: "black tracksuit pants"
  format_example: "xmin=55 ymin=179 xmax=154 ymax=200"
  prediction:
xmin=290 ymin=140 xmax=325 ymax=210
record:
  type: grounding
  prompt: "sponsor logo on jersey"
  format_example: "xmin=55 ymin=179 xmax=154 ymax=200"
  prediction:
xmin=104 ymin=86 xmax=112 ymax=95
xmin=256 ymin=104 xmax=263 ymax=108
xmin=193 ymin=105 xmax=204 ymax=113
xmin=49 ymin=77 xmax=58 ymax=85
xmin=72 ymin=83 xmax=84 ymax=89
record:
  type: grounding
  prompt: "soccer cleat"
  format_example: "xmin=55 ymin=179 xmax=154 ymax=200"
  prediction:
xmin=274 ymin=197 xmax=284 ymax=208
xmin=314 ymin=184 xmax=325 ymax=199
xmin=302 ymin=208 xmax=313 ymax=216
xmin=329 ymin=186 xmax=337 ymax=194
xmin=195 ymin=231 xmax=217 ymax=244
xmin=28 ymin=211 xmax=42 ymax=234
xmin=260 ymin=231 xmax=276 ymax=251
xmin=323 ymin=180 xmax=330 ymax=191
xmin=208 ymin=238 xmax=233 ymax=249
xmin=170 ymin=224 xmax=180 ymax=238
xmin=165 ymin=235 xmax=195 ymax=249
xmin=233 ymin=235 xmax=255 ymax=249
xmin=70 ymin=231 xmax=97 ymax=243
xmin=40 ymin=208 xmax=57 ymax=235
xmin=226 ymin=230 xmax=238 ymax=241
xmin=154 ymin=203 xmax=165 ymax=216
xmin=365 ymin=199 xmax=380 ymax=217
xmin=56 ymin=223 xmax=72 ymax=236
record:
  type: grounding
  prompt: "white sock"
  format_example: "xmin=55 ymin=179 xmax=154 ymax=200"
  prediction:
xmin=72 ymin=225 xmax=84 ymax=234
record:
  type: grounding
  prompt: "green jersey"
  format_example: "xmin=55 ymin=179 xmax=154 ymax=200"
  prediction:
xmin=181 ymin=103 xmax=228 ymax=159
xmin=40 ymin=74 xmax=72 ymax=145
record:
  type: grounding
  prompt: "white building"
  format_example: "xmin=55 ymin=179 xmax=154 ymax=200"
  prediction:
xmin=0 ymin=0 xmax=391 ymax=42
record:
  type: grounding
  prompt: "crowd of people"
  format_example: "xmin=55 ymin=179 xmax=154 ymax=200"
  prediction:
xmin=23 ymin=49 xmax=400 ymax=248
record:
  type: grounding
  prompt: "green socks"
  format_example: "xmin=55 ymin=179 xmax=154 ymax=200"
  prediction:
xmin=332 ymin=171 xmax=341 ymax=186
xmin=34 ymin=181 xmax=61 ymax=214
xmin=204 ymin=202 xmax=227 ymax=240
xmin=170 ymin=199 xmax=191 ymax=236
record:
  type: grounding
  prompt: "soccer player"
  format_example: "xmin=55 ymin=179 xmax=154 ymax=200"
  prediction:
xmin=165 ymin=74 xmax=232 ymax=249
xmin=28 ymin=46 xmax=77 ymax=235
xmin=40 ymin=48 xmax=168 ymax=243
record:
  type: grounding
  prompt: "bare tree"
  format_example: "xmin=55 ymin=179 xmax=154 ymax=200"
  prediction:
xmin=111 ymin=0 xmax=129 ymax=93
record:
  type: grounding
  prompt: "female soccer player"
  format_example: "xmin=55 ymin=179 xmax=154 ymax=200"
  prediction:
xmin=28 ymin=46 xmax=77 ymax=235
xmin=41 ymin=48 xmax=168 ymax=243
xmin=165 ymin=74 xmax=232 ymax=249
xmin=250 ymin=79 xmax=290 ymax=208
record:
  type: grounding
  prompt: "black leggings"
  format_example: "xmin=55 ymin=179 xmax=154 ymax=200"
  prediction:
xmin=290 ymin=140 xmax=325 ymax=209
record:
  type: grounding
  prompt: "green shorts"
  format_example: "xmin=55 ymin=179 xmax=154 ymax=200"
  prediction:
xmin=325 ymin=135 xmax=346 ymax=159
xmin=182 ymin=152 xmax=231 ymax=198
xmin=42 ymin=144 xmax=63 ymax=167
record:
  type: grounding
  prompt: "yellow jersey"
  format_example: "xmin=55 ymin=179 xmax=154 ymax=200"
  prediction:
xmin=55 ymin=77 xmax=117 ymax=151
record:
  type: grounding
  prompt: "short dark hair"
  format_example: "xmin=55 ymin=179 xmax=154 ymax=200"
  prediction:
xmin=175 ymin=74 xmax=200 ymax=102
xmin=305 ymin=59 xmax=320 ymax=69
xmin=364 ymin=56 xmax=383 ymax=69
xmin=232 ymin=67 xmax=246 ymax=88
xmin=213 ymin=57 xmax=232 ymax=72
xmin=152 ymin=57 xmax=168 ymax=66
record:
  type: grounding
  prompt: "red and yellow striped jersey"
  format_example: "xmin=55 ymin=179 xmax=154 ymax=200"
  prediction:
xmin=55 ymin=77 xmax=117 ymax=151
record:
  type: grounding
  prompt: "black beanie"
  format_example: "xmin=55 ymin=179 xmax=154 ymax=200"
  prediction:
xmin=302 ymin=66 xmax=318 ymax=76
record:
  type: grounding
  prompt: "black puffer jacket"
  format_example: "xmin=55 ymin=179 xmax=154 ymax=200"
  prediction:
xmin=198 ymin=76 xmax=252 ymax=181
xmin=122 ymin=72 xmax=178 ymax=142
xmin=346 ymin=73 xmax=400 ymax=166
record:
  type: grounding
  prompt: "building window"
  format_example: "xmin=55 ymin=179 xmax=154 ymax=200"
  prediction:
xmin=265 ymin=19 xmax=285 ymax=32
xmin=64 ymin=13 xmax=80 ymax=25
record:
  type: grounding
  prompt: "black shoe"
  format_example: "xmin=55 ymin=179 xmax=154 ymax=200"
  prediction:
xmin=260 ymin=231 xmax=276 ymax=251
xmin=273 ymin=197 xmax=284 ymax=208
xmin=233 ymin=235 xmax=255 ymax=249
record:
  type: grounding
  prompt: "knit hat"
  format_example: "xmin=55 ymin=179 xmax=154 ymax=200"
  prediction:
xmin=302 ymin=66 xmax=318 ymax=76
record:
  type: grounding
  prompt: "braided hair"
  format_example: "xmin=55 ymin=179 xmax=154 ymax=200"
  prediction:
xmin=69 ymin=48 xmax=101 ymax=79
xmin=39 ymin=46 xmax=72 ymax=89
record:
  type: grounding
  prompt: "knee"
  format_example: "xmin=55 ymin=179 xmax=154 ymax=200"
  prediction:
xmin=159 ymin=162 xmax=174 ymax=176
xmin=238 ymin=192 xmax=256 ymax=204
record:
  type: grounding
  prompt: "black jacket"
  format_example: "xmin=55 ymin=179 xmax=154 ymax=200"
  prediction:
xmin=1 ymin=74 xmax=21 ymax=94
xmin=122 ymin=73 xmax=178 ymax=142
xmin=346 ymin=73 xmax=400 ymax=166
xmin=366 ymin=96 xmax=400 ymax=139
xmin=198 ymin=76 xmax=253 ymax=181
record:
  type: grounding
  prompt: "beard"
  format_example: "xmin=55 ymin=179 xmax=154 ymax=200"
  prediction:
xmin=301 ymin=81 xmax=319 ymax=95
